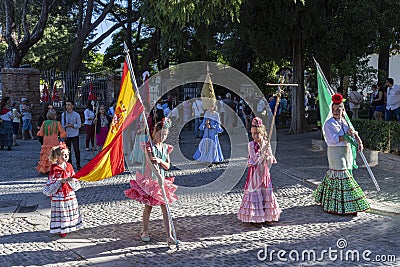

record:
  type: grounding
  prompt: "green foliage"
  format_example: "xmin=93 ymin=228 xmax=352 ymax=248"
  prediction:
xmin=103 ymin=30 xmax=127 ymax=72
xmin=83 ymin=52 xmax=112 ymax=73
xmin=352 ymin=119 xmax=400 ymax=154
xmin=25 ymin=13 xmax=75 ymax=71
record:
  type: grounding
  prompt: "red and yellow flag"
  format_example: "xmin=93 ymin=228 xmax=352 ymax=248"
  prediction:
xmin=74 ymin=61 xmax=144 ymax=181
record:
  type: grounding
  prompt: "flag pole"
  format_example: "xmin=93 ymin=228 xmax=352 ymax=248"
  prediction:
xmin=314 ymin=58 xmax=380 ymax=191
xmin=123 ymin=43 xmax=180 ymax=249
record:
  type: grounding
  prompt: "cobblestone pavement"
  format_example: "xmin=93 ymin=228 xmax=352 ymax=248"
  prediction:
xmin=0 ymin=128 xmax=399 ymax=267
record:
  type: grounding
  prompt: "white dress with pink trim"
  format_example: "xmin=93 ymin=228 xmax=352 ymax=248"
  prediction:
xmin=237 ymin=140 xmax=281 ymax=223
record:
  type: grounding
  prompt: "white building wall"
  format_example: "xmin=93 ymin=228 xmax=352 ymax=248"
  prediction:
xmin=368 ymin=54 xmax=400 ymax=84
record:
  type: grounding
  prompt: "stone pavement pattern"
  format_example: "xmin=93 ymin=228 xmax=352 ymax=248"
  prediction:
xmin=0 ymin=129 xmax=399 ymax=267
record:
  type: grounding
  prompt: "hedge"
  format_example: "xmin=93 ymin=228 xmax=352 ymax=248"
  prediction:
xmin=351 ymin=119 xmax=400 ymax=154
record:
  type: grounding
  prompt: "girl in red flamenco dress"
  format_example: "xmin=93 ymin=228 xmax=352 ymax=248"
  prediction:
xmin=43 ymin=143 xmax=82 ymax=237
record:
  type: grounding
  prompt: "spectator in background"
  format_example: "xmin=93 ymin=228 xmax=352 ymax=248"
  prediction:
xmin=236 ymin=98 xmax=246 ymax=127
xmin=94 ymin=105 xmax=112 ymax=151
xmin=0 ymin=97 xmax=14 ymax=150
xmin=223 ymin=93 xmax=235 ymax=130
xmin=348 ymin=85 xmax=363 ymax=119
xmin=256 ymin=96 xmax=267 ymax=117
xmin=243 ymin=98 xmax=253 ymax=133
xmin=385 ymin=78 xmax=400 ymax=121
xmin=20 ymin=98 xmax=35 ymax=140
xmin=183 ymin=96 xmax=192 ymax=130
xmin=192 ymin=94 xmax=204 ymax=138
xmin=84 ymin=102 xmax=95 ymax=151
xmin=280 ymin=96 xmax=288 ymax=125
xmin=269 ymin=95 xmax=281 ymax=126
xmin=108 ymin=99 xmax=116 ymax=117
xmin=162 ymin=102 xmax=171 ymax=117
xmin=61 ymin=100 xmax=82 ymax=170
xmin=37 ymin=103 xmax=54 ymax=145
xmin=11 ymin=102 xmax=22 ymax=146
xmin=372 ymin=84 xmax=385 ymax=121
xmin=218 ymin=96 xmax=225 ymax=126
xmin=368 ymin=85 xmax=378 ymax=120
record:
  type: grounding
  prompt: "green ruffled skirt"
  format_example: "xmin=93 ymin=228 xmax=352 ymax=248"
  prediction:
xmin=313 ymin=146 xmax=370 ymax=214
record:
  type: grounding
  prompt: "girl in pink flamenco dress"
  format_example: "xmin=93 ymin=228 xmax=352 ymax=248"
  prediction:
xmin=237 ymin=117 xmax=281 ymax=227
xmin=124 ymin=118 xmax=177 ymax=245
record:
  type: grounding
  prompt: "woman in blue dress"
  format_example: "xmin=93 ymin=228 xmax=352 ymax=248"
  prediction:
xmin=193 ymin=106 xmax=224 ymax=163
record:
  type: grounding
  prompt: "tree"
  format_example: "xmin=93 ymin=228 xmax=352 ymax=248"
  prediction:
xmin=240 ymin=0 xmax=318 ymax=134
xmin=67 ymin=0 xmax=140 ymax=72
xmin=2 ymin=0 xmax=57 ymax=68
xmin=139 ymin=0 xmax=242 ymax=70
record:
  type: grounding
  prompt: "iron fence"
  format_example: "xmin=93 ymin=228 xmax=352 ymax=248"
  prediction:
xmin=40 ymin=70 xmax=116 ymax=109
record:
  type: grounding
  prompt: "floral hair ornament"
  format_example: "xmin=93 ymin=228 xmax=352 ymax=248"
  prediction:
xmin=161 ymin=117 xmax=172 ymax=129
xmin=58 ymin=142 xmax=67 ymax=150
xmin=251 ymin=117 xmax=263 ymax=127
xmin=332 ymin=93 xmax=344 ymax=104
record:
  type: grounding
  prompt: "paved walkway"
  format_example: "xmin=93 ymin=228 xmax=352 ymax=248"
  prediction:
xmin=0 ymin=128 xmax=399 ymax=266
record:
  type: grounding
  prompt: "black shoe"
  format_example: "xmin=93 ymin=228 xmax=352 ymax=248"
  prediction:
xmin=7 ymin=147 xmax=12 ymax=151
xmin=14 ymin=143 xmax=20 ymax=146
xmin=77 ymin=166 xmax=82 ymax=170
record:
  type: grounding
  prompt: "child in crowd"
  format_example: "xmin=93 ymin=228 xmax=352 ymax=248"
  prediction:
xmin=237 ymin=117 xmax=281 ymax=227
xmin=43 ymin=143 xmax=82 ymax=237
xmin=124 ymin=118 xmax=178 ymax=245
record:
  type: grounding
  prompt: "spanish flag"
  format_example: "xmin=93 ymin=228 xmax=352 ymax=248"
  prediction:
xmin=74 ymin=60 xmax=144 ymax=181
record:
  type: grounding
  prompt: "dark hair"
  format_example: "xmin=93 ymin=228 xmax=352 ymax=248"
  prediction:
xmin=86 ymin=101 xmax=93 ymax=109
xmin=371 ymin=84 xmax=377 ymax=89
xmin=42 ymin=103 xmax=53 ymax=116
xmin=386 ymin=78 xmax=394 ymax=85
xmin=153 ymin=121 xmax=163 ymax=134
xmin=0 ymin=97 xmax=10 ymax=108
xmin=65 ymin=100 xmax=73 ymax=105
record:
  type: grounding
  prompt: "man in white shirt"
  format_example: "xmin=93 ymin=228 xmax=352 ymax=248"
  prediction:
xmin=61 ymin=100 xmax=82 ymax=169
xmin=192 ymin=95 xmax=204 ymax=138
xmin=385 ymin=78 xmax=400 ymax=121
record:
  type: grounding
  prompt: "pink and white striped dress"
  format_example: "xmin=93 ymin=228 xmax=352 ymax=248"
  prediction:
xmin=237 ymin=140 xmax=281 ymax=223
xmin=43 ymin=163 xmax=82 ymax=234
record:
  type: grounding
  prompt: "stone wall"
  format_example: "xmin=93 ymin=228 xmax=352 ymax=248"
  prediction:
xmin=1 ymin=68 xmax=41 ymax=135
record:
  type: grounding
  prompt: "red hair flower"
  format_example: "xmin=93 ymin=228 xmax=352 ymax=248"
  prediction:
xmin=332 ymin=93 xmax=343 ymax=104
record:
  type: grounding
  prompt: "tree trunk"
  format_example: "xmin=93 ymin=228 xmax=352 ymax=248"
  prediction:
xmin=3 ymin=48 xmax=22 ymax=68
xmin=319 ymin=57 xmax=331 ymax=83
xmin=289 ymin=30 xmax=309 ymax=134
xmin=378 ymin=45 xmax=390 ymax=83
xmin=68 ymin=37 xmax=86 ymax=72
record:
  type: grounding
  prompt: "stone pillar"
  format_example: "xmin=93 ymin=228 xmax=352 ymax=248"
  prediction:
xmin=1 ymin=68 xmax=41 ymax=135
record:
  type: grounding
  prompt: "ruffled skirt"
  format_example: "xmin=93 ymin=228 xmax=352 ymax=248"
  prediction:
xmin=37 ymin=134 xmax=61 ymax=174
xmin=124 ymin=172 xmax=178 ymax=206
xmin=313 ymin=169 xmax=370 ymax=214
xmin=238 ymin=187 xmax=281 ymax=223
